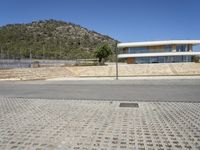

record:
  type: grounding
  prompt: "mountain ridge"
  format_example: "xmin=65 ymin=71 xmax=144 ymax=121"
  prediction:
xmin=0 ymin=19 xmax=118 ymax=59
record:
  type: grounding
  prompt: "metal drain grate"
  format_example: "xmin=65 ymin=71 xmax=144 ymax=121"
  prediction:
xmin=119 ymin=103 xmax=139 ymax=108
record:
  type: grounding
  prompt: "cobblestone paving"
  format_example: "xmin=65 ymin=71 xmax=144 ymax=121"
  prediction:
xmin=0 ymin=97 xmax=200 ymax=150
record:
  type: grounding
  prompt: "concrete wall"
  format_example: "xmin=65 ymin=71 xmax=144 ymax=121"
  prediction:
xmin=0 ymin=63 xmax=200 ymax=80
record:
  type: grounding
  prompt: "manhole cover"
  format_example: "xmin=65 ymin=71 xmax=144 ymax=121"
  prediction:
xmin=119 ymin=103 xmax=139 ymax=108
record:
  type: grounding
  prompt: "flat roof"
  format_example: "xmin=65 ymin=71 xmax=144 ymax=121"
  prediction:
xmin=118 ymin=52 xmax=200 ymax=58
xmin=117 ymin=40 xmax=200 ymax=48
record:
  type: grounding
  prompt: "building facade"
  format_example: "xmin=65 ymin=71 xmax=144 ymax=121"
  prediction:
xmin=117 ymin=40 xmax=200 ymax=64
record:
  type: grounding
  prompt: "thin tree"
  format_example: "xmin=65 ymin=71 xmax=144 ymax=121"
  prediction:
xmin=95 ymin=44 xmax=112 ymax=65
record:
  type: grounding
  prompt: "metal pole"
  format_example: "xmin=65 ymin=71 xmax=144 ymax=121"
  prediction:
xmin=30 ymin=48 xmax=32 ymax=60
xmin=19 ymin=48 xmax=21 ymax=59
xmin=115 ymin=43 xmax=119 ymax=80
xmin=8 ymin=49 xmax=9 ymax=60
xmin=59 ymin=41 xmax=62 ymax=59
xmin=0 ymin=45 xmax=2 ymax=59
xmin=19 ymin=48 xmax=21 ymax=68
xmin=42 ymin=44 xmax=45 ymax=60
xmin=29 ymin=48 xmax=32 ymax=67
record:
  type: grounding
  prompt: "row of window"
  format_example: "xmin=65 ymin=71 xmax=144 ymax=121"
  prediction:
xmin=176 ymin=45 xmax=190 ymax=52
xmin=135 ymin=56 xmax=191 ymax=64
xmin=123 ymin=45 xmax=191 ymax=54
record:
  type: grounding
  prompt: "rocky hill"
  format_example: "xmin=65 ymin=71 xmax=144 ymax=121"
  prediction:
xmin=0 ymin=19 xmax=118 ymax=59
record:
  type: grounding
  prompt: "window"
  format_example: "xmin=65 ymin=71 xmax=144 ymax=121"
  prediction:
xmin=128 ymin=47 xmax=148 ymax=54
xmin=150 ymin=57 xmax=158 ymax=63
xmin=158 ymin=57 xmax=165 ymax=63
xmin=164 ymin=45 xmax=172 ymax=52
xmin=176 ymin=45 xmax=188 ymax=52
xmin=135 ymin=57 xmax=149 ymax=63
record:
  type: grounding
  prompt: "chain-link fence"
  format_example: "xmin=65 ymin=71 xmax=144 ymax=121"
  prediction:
xmin=0 ymin=59 xmax=79 ymax=69
xmin=0 ymin=59 xmax=100 ymax=69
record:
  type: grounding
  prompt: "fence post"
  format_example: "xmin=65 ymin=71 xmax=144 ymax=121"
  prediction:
xmin=0 ymin=45 xmax=2 ymax=59
xmin=29 ymin=48 xmax=32 ymax=67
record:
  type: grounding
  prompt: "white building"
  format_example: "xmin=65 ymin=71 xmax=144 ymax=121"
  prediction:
xmin=117 ymin=40 xmax=200 ymax=64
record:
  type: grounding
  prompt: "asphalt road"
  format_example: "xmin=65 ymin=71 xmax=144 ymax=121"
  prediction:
xmin=0 ymin=79 xmax=200 ymax=102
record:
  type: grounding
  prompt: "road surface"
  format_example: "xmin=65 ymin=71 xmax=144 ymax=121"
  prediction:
xmin=0 ymin=79 xmax=200 ymax=102
xmin=1 ymin=78 xmax=200 ymax=149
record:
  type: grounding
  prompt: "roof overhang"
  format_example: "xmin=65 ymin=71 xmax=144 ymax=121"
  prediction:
xmin=117 ymin=40 xmax=200 ymax=48
xmin=118 ymin=52 xmax=200 ymax=58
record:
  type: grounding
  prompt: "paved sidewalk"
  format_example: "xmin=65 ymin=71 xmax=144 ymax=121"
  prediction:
xmin=1 ymin=75 xmax=200 ymax=81
xmin=0 ymin=97 xmax=200 ymax=150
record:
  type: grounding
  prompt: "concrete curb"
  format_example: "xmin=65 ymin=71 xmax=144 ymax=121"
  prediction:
xmin=46 ymin=76 xmax=200 ymax=81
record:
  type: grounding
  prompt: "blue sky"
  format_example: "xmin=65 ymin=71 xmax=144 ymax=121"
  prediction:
xmin=0 ymin=0 xmax=200 ymax=42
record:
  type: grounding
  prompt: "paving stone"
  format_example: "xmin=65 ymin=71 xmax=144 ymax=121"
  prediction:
xmin=0 ymin=97 xmax=200 ymax=149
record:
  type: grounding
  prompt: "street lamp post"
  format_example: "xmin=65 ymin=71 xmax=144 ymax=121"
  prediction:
xmin=115 ymin=43 xmax=119 ymax=80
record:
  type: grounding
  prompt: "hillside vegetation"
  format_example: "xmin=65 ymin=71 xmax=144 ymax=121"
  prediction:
xmin=0 ymin=19 xmax=117 ymax=60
